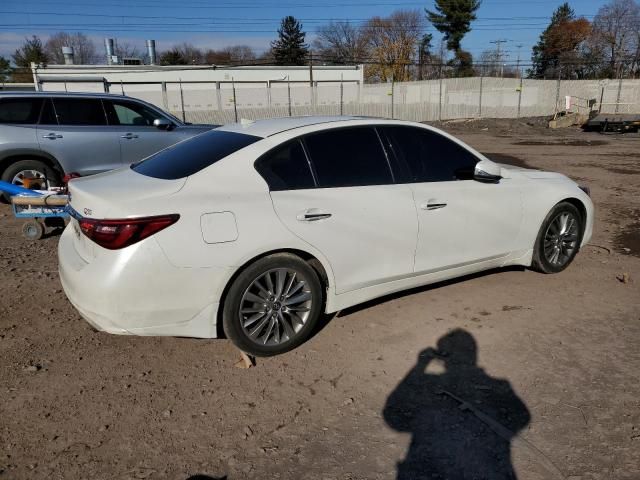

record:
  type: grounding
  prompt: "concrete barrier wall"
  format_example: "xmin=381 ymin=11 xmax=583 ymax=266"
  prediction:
xmin=46 ymin=76 xmax=640 ymax=124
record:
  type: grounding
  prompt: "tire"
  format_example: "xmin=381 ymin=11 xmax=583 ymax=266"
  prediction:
xmin=22 ymin=220 xmax=45 ymax=241
xmin=532 ymin=202 xmax=583 ymax=274
xmin=222 ymin=253 xmax=324 ymax=357
xmin=1 ymin=159 xmax=62 ymax=203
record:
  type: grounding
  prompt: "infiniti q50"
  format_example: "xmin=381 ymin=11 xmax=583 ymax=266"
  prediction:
xmin=58 ymin=116 xmax=594 ymax=356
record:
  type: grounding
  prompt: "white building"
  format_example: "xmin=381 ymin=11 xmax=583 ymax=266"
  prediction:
xmin=31 ymin=63 xmax=365 ymax=123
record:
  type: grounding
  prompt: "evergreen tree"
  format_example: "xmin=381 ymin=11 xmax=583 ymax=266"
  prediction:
xmin=0 ymin=56 xmax=12 ymax=83
xmin=426 ymin=0 xmax=481 ymax=54
xmin=530 ymin=3 xmax=575 ymax=78
xmin=12 ymin=36 xmax=48 ymax=81
xmin=271 ymin=16 xmax=309 ymax=65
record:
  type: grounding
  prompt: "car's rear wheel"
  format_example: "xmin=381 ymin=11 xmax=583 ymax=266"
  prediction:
xmin=532 ymin=202 xmax=583 ymax=273
xmin=1 ymin=159 xmax=62 ymax=203
xmin=222 ymin=253 xmax=323 ymax=357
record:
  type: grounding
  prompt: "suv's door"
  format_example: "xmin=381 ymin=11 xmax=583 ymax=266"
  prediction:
xmin=103 ymin=98 xmax=186 ymax=164
xmin=260 ymin=127 xmax=418 ymax=294
xmin=382 ymin=126 xmax=522 ymax=273
xmin=36 ymin=97 xmax=121 ymax=175
xmin=0 ymin=96 xmax=42 ymax=161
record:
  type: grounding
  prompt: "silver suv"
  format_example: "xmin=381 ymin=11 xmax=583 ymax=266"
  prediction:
xmin=0 ymin=92 xmax=213 ymax=198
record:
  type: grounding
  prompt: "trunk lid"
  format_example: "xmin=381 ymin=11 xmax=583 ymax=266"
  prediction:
xmin=67 ymin=167 xmax=185 ymax=262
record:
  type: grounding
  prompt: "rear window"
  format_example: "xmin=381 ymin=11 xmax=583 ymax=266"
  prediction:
xmin=0 ymin=98 xmax=43 ymax=124
xmin=132 ymin=130 xmax=261 ymax=180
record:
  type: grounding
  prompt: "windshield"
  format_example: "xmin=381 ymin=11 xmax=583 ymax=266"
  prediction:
xmin=132 ymin=130 xmax=262 ymax=180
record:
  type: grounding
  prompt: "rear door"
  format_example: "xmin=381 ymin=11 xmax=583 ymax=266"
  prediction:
xmin=103 ymin=98 xmax=186 ymax=164
xmin=36 ymin=97 xmax=121 ymax=175
xmin=0 ymin=96 xmax=42 ymax=161
xmin=262 ymin=127 xmax=418 ymax=294
xmin=382 ymin=126 xmax=522 ymax=273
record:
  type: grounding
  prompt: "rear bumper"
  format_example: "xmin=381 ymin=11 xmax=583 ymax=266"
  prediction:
xmin=58 ymin=225 xmax=228 ymax=338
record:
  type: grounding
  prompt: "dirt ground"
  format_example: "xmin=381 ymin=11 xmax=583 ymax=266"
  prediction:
xmin=1 ymin=120 xmax=639 ymax=480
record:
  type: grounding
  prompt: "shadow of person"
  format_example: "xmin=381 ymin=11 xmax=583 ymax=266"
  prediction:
xmin=384 ymin=329 xmax=531 ymax=480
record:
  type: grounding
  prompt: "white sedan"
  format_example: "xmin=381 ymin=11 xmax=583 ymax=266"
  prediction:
xmin=59 ymin=116 xmax=594 ymax=356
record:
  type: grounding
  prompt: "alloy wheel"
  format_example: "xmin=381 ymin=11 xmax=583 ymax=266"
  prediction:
xmin=12 ymin=169 xmax=50 ymax=190
xmin=543 ymin=211 xmax=579 ymax=267
xmin=239 ymin=268 xmax=313 ymax=346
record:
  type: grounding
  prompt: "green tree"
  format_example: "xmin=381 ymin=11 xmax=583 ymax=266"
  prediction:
xmin=0 ymin=56 xmax=12 ymax=82
xmin=159 ymin=48 xmax=189 ymax=65
xmin=426 ymin=0 xmax=481 ymax=54
xmin=530 ymin=3 xmax=576 ymax=78
xmin=271 ymin=16 xmax=309 ymax=65
xmin=12 ymin=35 xmax=48 ymax=81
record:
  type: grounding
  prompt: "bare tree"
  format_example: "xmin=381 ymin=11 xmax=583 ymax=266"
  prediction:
xmin=313 ymin=21 xmax=369 ymax=64
xmin=114 ymin=41 xmax=142 ymax=61
xmin=45 ymin=32 xmax=97 ymax=64
xmin=363 ymin=10 xmax=425 ymax=82
xmin=224 ymin=45 xmax=257 ymax=64
xmin=174 ymin=43 xmax=204 ymax=64
xmin=203 ymin=45 xmax=256 ymax=65
xmin=590 ymin=0 xmax=640 ymax=77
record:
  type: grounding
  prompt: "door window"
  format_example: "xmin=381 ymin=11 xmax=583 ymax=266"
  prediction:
xmin=303 ymin=127 xmax=393 ymax=188
xmin=51 ymin=98 xmax=107 ymax=125
xmin=39 ymin=99 xmax=57 ymax=124
xmin=105 ymin=99 xmax=160 ymax=126
xmin=383 ymin=126 xmax=479 ymax=182
xmin=255 ymin=140 xmax=315 ymax=191
xmin=0 ymin=98 xmax=43 ymax=124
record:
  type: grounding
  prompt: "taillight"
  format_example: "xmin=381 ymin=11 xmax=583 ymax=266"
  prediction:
xmin=78 ymin=214 xmax=179 ymax=250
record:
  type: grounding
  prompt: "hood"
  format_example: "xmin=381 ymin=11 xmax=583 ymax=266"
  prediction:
xmin=497 ymin=163 xmax=570 ymax=181
xmin=68 ymin=167 xmax=186 ymax=219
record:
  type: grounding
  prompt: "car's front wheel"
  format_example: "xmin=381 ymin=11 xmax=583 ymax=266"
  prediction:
xmin=532 ymin=202 xmax=583 ymax=273
xmin=222 ymin=253 xmax=324 ymax=356
xmin=1 ymin=159 xmax=62 ymax=203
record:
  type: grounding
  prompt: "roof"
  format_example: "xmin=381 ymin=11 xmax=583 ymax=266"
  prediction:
xmin=0 ymin=91 xmax=134 ymax=100
xmin=217 ymin=115 xmax=375 ymax=138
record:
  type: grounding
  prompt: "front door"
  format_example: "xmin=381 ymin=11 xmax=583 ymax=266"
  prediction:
xmin=381 ymin=126 xmax=522 ymax=273
xmin=103 ymin=98 xmax=184 ymax=165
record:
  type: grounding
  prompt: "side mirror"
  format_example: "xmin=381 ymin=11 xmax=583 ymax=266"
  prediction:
xmin=153 ymin=118 xmax=171 ymax=130
xmin=474 ymin=160 xmax=502 ymax=183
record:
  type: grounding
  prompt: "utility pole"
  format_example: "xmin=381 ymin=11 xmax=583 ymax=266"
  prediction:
xmin=308 ymin=50 xmax=313 ymax=87
xmin=515 ymin=44 xmax=523 ymax=78
xmin=490 ymin=39 xmax=508 ymax=77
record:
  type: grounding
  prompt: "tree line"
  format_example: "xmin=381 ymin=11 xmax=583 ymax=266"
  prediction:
xmin=2 ymin=0 xmax=639 ymax=84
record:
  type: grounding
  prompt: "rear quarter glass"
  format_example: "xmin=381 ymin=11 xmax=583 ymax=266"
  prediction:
xmin=131 ymin=130 xmax=261 ymax=180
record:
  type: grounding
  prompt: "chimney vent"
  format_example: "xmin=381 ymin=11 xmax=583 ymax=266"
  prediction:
xmin=62 ymin=46 xmax=74 ymax=65
xmin=146 ymin=40 xmax=157 ymax=65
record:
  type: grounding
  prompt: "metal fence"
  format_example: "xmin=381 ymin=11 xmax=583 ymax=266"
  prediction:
xmin=45 ymin=76 xmax=640 ymax=124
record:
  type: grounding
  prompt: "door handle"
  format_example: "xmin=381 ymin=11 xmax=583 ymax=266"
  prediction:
xmin=421 ymin=202 xmax=447 ymax=211
xmin=42 ymin=133 xmax=63 ymax=140
xmin=120 ymin=133 xmax=139 ymax=139
xmin=296 ymin=209 xmax=332 ymax=222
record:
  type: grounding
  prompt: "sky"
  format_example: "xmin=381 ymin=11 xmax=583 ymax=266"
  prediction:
xmin=0 ymin=0 xmax=609 ymax=66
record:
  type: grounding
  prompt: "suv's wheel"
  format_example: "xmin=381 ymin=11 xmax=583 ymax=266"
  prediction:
xmin=222 ymin=253 xmax=324 ymax=357
xmin=1 ymin=159 xmax=62 ymax=203
xmin=532 ymin=202 xmax=583 ymax=274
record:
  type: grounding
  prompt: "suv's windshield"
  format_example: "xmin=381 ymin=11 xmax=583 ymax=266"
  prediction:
xmin=131 ymin=130 xmax=261 ymax=180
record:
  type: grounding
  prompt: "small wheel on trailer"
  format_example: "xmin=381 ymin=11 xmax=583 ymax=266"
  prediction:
xmin=22 ymin=220 xmax=45 ymax=241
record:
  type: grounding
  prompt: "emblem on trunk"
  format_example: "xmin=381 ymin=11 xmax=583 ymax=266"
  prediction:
xmin=84 ymin=208 xmax=93 ymax=216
